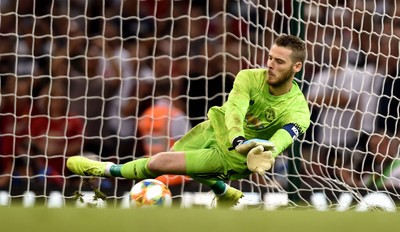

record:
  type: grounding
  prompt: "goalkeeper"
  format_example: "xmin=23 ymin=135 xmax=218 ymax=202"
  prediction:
xmin=67 ymin=34 xmax=310 ymax=207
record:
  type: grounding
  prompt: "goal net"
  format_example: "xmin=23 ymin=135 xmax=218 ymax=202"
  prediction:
xmin=0 ymin=0 xmax=399 ymax=211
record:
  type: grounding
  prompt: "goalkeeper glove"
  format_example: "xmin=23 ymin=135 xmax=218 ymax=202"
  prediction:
xmin=231 ymin=136 xmax=252 ymax=155
xmin=232 ymin=136 xmax=276 ymax=155
xmin=246 ymin=138 xmax=275 ymax=152
xmin=246 ymin=145 xmax=275 ymax=176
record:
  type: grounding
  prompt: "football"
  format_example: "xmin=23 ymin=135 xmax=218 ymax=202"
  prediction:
xmin=130 ymin=179 xmax=172 ymax=207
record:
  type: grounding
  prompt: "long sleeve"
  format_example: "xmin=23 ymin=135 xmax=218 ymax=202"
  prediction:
xmin=223 ymin=70 xmax=254 ymax=143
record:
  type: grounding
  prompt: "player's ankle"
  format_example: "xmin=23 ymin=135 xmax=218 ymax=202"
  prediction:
xmin=212 ymin=182 xmax=228 ymax=196
xmin=106 ymin=163 xmax=121 ymax=177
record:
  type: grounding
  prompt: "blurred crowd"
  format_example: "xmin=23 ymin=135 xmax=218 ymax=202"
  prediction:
xmin=0 ymin=0 xmax=399 ymax=197
xmin=0 ymin=0 xmax=277 ymax=194
xmin=302 ymin=0 xmax=400 ymax=192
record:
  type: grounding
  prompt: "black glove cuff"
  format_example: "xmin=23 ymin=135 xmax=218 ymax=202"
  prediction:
xmin=232 ymin=136 xmax=246 ymax=148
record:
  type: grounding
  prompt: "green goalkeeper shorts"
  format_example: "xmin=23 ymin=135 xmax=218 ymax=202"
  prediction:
xmin=172 ymin=120 xmax=251 ymax=181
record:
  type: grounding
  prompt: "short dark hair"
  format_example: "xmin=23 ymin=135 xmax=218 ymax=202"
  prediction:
xmin=274 ymin=34 xmax=306 ymax=63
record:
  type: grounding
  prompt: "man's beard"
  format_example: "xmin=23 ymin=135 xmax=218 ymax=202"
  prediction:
xmin=268 ymin=68 xmax=294 ymax=87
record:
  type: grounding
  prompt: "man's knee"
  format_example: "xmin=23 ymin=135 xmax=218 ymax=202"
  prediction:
xmin=147 ymin=155 xmax=162 ymax=173
xmin=147 ymin=152 xmax=186 ymax=174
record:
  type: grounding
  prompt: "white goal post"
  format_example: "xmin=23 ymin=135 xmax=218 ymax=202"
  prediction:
xmin=0 ymin=0 xmax=399 ymax=211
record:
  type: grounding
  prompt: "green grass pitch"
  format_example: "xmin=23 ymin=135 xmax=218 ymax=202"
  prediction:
xmin=1 ymin=206 xmax=399 ymax=232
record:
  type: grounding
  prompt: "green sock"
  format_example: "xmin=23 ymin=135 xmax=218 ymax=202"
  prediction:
xmin=210 ymin=180 xmax=227 ymax=195
xmin=109 ymin=164 xmax=123 ymax=177
xmin=119 ymin=158 xmax=158 ymax=179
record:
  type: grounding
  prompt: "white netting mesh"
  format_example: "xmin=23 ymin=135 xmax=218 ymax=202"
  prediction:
xmin=0 ymin=0 xmax=399 ymax=210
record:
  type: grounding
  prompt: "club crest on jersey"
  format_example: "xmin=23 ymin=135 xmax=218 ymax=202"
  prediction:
xmin=265 ymin=107 xmax=276 ymax=122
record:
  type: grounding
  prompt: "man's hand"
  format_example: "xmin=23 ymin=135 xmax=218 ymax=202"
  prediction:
xmin=232 ymin=136 xmax=257 ymax=155
xmin=246 ymin=139 xmax=275 ymax=152
xmin=246 ymin=145 xmax=275 ymax=176
xmin=232 ymin=136 xmax=275 ymax=155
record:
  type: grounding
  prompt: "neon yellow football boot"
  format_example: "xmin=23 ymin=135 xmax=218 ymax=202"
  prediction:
xmin=216 ymin=185 xmax=244 ymax=208
xmin=67 ymin=156 xmax=112 ymax=177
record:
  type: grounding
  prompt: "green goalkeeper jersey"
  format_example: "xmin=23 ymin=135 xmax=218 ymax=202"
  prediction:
xmin=208 ymin=68 xmax=310 ymax=157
